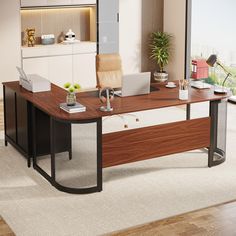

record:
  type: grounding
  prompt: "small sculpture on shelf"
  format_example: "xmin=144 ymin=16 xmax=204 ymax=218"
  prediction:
xmin=64 ymin=82 xmax=81 ymax=106
xmin=26 ymin=28 xmax=36 ymax=47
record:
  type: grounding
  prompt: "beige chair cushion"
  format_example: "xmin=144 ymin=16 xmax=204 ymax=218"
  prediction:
xmin=96 ymin=54 xmax=122 ymax=88
xmin=97 ymin=70 xmax=122 ymax=89
xmin=96 ymin=54 xmax=122 ymax=72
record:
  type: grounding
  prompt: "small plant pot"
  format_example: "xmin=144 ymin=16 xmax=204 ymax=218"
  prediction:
xmin=66 ymin=93 xmax=76 ymax=106
xmin=154 ymin=72 xmax=168 ymax=83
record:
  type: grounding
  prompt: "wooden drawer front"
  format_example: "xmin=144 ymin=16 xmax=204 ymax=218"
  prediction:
xmin=103 ymin=117 xmax=211 ymax=168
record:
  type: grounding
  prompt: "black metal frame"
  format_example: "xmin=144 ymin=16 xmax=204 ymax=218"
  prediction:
xmin=186 ymin=104 xmax=191 ymax=120
xmin=186 ymin=100 xmax=227 ymax=167
xmin=32 ymin=105 xmax=103 ymax=194
xmin=208 ymin=100 xmax=227 ymax=167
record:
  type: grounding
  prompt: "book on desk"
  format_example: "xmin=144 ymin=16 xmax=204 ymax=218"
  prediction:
xmin=60 ymin=102 xmax=86 ymax=113
xmin=191 ymin=81 xmax=212 ymax=89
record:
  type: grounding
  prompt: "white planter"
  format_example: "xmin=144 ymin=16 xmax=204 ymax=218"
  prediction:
xmin=154 ymin=72 xmax=168 ymax=82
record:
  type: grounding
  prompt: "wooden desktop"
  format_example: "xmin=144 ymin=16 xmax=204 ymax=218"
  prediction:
xmin=3 ymin=81 xmax=228 ymax=194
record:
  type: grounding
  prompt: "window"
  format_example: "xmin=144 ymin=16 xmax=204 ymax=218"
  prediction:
xmin=190 ymin=0 xmax=236 ymax=94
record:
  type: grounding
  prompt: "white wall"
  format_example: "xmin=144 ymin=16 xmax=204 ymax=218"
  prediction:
xmin=164 ymin=0 xmax=186 ymax=81
xmin=0 ymin=0 xmax=21 ymax=98
xmin=119 ymin=0 xmax=142 ymax=74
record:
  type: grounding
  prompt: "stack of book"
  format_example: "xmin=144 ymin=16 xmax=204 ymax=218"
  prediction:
xmin=60 ymin=102 xmax=86 ymax=113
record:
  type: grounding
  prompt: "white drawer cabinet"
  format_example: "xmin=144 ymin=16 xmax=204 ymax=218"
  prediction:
xmin=21 ymin=0 xmax=47 ymax=7
xmin=48 ymin=55 xmax=73 ymax=87
xmin=22 ymin=43 xmax=97 ymax=89
xmin=71 ymin=0 xmax=96 ymax=4
xmin=23 ymin=57 xmax=49 ymax=79
xmin=46 ymin=0 xmax=71 ymax=6
xmin=73 ymin=53 xmax=96 ymax=88
xmin=22 ymin=55 xmax=75 ymax=89
xmin=21 ymin=0 xmax=96 ymax=7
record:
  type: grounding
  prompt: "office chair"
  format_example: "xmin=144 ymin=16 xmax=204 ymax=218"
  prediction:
xmin=96 ymin=53 xmax=139 ymax=128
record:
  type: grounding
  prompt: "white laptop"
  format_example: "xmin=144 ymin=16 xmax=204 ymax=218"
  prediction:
xmin=115 ymin=72 xmax=151 ymax=97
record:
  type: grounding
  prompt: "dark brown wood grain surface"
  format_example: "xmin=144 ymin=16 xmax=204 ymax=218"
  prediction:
xmin=103 ymin=117 xmax=210 ymax=167
xmin=3 ymin=81 xmax=228 ymax=121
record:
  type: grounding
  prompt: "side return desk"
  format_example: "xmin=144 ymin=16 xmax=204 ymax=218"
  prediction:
xmin=3 ymin=81 xmax=228 ymax=194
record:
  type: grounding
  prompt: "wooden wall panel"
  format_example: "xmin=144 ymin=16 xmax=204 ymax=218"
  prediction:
xmin=103 ymin=117 xmax=210 ymax=168
xmin=21 ymin=7 xmax=91 ymax=45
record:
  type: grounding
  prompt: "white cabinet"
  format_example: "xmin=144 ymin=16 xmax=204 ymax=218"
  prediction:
xmin=48 ymin=55 xmax=72 ymax=87
xmin=21 ymin=0 xmax=96 ymax=7
xmin=71 ymin=0 xmax=96 ymax=4
xmin=23 ymin=55 xmax=73 ymax=89
xmin=23 ymin=57 xmax=48 ymax=79
xmin=22 ymin=43 xmax=97 ymax=89
xmin=46 ymin=0 xmax=71 ymax=6
xmin=21 ymin=0 xmax=47 ymax=7
xmin=73 ymin=53 xmax=96 ymax=88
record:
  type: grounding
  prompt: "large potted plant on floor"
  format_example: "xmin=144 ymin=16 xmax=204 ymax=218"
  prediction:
xmin=150 ymin=31 xmax=172 ymax=82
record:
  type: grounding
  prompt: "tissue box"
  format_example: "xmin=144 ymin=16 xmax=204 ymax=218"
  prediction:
xmin=41 ymin=34 xmax=55 ymax=45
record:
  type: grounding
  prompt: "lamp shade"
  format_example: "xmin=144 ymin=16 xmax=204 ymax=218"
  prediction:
xmin=206 ymin=54 xmax=217 ymax=67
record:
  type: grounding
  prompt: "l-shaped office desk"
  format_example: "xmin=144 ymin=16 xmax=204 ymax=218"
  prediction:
xmin=3 ymin=81 xmax=228 ymax=194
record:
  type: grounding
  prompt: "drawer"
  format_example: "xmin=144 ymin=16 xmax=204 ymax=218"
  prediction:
xmin=22 ymin=43 xmax=96 ymax=58
xmin=22 ymin=47 xmax=49 ymax=58
xmin=72 ymin=42 xmax=96 ymax=54
xmin=22 ymin=45 xmax=72 ymax=58
xmin=71 ymin=0 xmax=96 ymax=5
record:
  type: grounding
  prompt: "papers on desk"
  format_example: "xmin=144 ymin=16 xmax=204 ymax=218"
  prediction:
xmin=191 ymin=81 xmax=212 ymax=89
xmin=60 ymin=102 xmax=86 ymax=113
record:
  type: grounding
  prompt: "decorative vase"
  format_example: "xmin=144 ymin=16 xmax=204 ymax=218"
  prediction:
xmin=154 ymin=71 xmax=168 ymax=83
xmin=66 ymin=92 xmax=76 ymax=106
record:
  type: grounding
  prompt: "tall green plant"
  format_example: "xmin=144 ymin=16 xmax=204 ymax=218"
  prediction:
xmin=150 ymin=32 xmax=172 ymax=73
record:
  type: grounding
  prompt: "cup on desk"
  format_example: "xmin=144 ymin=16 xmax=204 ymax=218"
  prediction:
xmin=179 ymin=80 xmax=189 ymax=100
xmin=167 ymin=81 xmax=175 ymax=87
xmin=179 ymin=89 xmax=189 ymax=100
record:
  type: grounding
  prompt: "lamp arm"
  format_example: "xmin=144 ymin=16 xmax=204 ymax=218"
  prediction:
xmin=216 ymin=61 xmax=232 ymax=75
xmin=222 ymin=73 xmax=231 ymax=87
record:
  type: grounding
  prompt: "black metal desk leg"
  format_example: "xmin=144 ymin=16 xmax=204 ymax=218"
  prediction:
xmin=3 ymin=86 xmax=8 ymax=147
xmin=68 ymin=127 xmax=72 ymax=160
xmin=97 ymin=118 xmax=103 ymax=192
xmin=186 ymin=104 xmax=191 ymax=120
xmin=32 ymin=105 xmax=37 ymax=168
xmin=50 ymin=117 xmax=56 ymax=185
xmin=208 ymin=100 xmax=227 ymax=167
xmin=48 ymin=118 xmax=103 ymax=194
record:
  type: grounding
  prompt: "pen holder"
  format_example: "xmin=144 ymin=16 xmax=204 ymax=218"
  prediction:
xmin=179 ymin=89 xmax=189 ymax=100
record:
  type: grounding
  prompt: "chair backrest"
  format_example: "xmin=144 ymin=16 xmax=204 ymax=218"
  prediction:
xmin=96 ymin=53 xmax=122 ymax=89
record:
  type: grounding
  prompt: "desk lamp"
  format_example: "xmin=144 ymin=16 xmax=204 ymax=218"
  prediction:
xmin=206 ymin=54 xmax=232 ymax=94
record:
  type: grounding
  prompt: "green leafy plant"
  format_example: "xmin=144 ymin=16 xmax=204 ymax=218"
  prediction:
xmin=64 ymin=82 xmax=81 ymax=93
xmin=150 ymin=31 xmax=172 ymax=73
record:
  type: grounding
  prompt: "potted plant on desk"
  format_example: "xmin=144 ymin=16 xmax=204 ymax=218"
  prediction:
xmin=150 ymin=31 xmax=172 ymax=82
xmin=64 ymin=82 xmax=81 ymax=106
